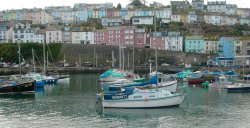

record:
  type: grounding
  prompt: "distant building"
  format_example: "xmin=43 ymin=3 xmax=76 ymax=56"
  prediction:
xmin=185 ymin=36 xmax=205 ymax=54
xmin=166 ymin=31 xmax=183 ymax=51
xmin=0 ymin=22 xmax=10 ymax=43
xmin=170 ymin=0 xmax=191 ymax=10
xmin=62 ymin=26 xmax=72 ymax=43
xmin=216 ymin=37 xmax=235 ymax=66
xmin=94 ymin=29 xmax=106 ymax=45
xmin=150 ymin=32 xmax=166 ymax=50
xmin=46 ymin=25 xmax=63 ymax=43
xmin=207 ymin=1 xmax=226 ymax=13
xmin=150 ymin=1 xmax=164 ymax=8
xmin=192 ymin=0 xmax=204 ymax=10
xmin=225 ymin=4 xmax=237 ymax=15
xmin=134 ymin=28 xmax=147 ymax=48
xmin=188 ymin=11 xmax=197 ymax=23
xmin=204 ymin=35 xmax=219 ymax=54
xmin=237 ymin=8 xmax=250 ymax=18
xmin=132 ymin=16 xmax=154 ymax=25
xmin=101 ymin=17 xmax=123 ymax=27
xmin=71 ymin=27 xmax=94 ymax=44
xmin=12 ymin=22 xmax=30 ymax=43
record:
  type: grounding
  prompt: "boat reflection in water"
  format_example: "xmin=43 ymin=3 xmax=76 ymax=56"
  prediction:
xmin=100 ymin=106 xmax=184 ymax=121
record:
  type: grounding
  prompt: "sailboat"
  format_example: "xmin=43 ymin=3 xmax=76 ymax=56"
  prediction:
xmin=39 ymin=42 xmax=59 ymax=84
xmin=0 ymin=44 xmax=36 ymax=94
xmin=25 ymin=49 xmax=46 ymax=88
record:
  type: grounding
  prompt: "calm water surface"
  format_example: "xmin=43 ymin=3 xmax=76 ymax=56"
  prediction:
xmin=1 ymin=74 xmax=250 ymax=128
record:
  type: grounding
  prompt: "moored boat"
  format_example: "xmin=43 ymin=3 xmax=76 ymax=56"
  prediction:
xmin=0 ymin=79 xmax=35 ymax=94
xmin=225 ymin=83 xmax=250 ymax=92
xmin=99 ymin=86 xmax=185 ymax=108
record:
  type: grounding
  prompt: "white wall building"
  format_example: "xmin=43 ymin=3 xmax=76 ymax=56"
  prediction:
xmin=188 ymin=11 xmax=197 ymax=23
xmin=72 ymin=28 xmax=94 ymax=44
xmin=132 ymin=16 xmax=154 ymax=25
xmin=207 ymin=1 xmax=226 ymax=13
xmin=165 ymin=32 xmax=183 ymax=51
xmin=225 ymin=4 xmax=237 ymax=15
xmin=171 ymin=14 xmax=181 ymax=22
xmin=46 ymin=25 xmax=63 ymax=43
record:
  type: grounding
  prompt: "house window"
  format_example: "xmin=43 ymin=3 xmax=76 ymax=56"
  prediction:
xmin=109 ymin=31 xmax=113 ymax=34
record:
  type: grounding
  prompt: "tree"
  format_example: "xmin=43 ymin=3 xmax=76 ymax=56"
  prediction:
xmin=129 ymin=0 xmax=143 ymax=8
xmin=117 ymin=3 xmax=122 ymax=9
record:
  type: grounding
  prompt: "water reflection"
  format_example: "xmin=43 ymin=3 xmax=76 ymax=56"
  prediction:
xmin=1 ymin=74 xmax=250 ymax=128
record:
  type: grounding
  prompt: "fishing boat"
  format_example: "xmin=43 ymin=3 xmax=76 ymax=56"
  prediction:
xmin=98 ymin=86 xmax=185 ymax=108
xmin=209 ymin=75 xmax=233 ymax=88
xmin=0 ymin=76 xmax=35 ymax=94
xmin=225 ymin=82 xmax=250 ymax=92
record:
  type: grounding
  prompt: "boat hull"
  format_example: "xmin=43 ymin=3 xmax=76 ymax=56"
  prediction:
xmin=158 ymin=80 xmax=178 ymax=92
xmin=102 ymin=94 xmax=185 ymax=108
xmin=45 ymin=78 xmax=58 ymax=84
xmin=188 ymin=79 xmax=204 ymax=85
xmin=226 ymin=83 xmax=250 ymax=92
xmin=35 ymin=80 xmax=46 ymax=87
xmin=0 ymin=81 xmax=35 ymax=94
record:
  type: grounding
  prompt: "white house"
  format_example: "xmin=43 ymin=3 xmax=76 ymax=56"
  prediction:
xmin=165 ymin=32 xmax=183 ymax=51
xmin=156 ymin=7 xmax=172 ymax=19
xmin=132 ymin=16 xmax=154 ymax=25
xmin=188 ymin=11 xmax=197 ymax=23
xmin=13 ymin=22 xmax=30 ymax=43
xmin=204 ymin=35 xmax=219 ymax=54
xmin=207 ymin=1 xmax=226 ymax=13
xmin=34 ymin=29 xmax=46 ymax=43
xmin=0 ymin=22 xmax=10 ymax=43
xmin=171 ymin=14 xmax=181 ymax=22
xmin=240 ymin=18 xmax=250 ymax=25
xmin=225 ymin=4 xmax=237 ymax=15
xmin=71 ymin=27 xmax=94 ymax=44
xmin=46 ymin=25 xmax=63 ymax=43
xmin=204 ymin=13 xmax=224 ymax=25
xmin=101 ymin=17 xmax=123 ymax=27
xmin=225 ymin=16 xmax=238 ymax=25
xmin=192 ymin=0 xmax=204 ymax=10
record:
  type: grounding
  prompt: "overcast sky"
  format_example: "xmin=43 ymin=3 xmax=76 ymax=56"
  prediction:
xmin=0 ymin=0 xmax=248 ymax=11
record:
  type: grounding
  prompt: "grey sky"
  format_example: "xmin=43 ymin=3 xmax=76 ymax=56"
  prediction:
xmin=0 ymin=0 xmax=247 ymax=11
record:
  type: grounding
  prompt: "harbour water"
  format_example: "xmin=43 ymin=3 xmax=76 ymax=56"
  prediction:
xmin=1 ymin=74 xmax=250 ymax=128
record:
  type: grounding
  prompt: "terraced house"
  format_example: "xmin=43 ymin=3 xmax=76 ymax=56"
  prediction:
xmin=185 ymin=36 xmax=205 ymax=54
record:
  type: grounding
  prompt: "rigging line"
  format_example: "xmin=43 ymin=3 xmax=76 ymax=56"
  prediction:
xmin=33 ymin=50 xmax=43 ymax=72
xmin=46 ymin=43 xmax=56 ymax=69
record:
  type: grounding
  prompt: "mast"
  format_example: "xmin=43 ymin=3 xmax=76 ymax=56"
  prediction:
xmin=18 ymin=42 xmax=21 ymax=75
xmin=79 ymin=54 xmax=81 ymax=67
xmin=133 ymin=41 xmax=135 ymax=73
xmin=119 ymin=45 xmax=121 ymax=70
xmin=122 ymin=44 xmax=125 ymax=72
xmin=47 ymin=51 xmax=49 ymax=71
xmin=43 ymin=41 xmax=46 ymax=74
xmin=127 ymin=49 xmax=130 ymax=69
xmin=112 ymin=50 xmax=114 ymax=68
xmin=154 ymin=5 xmax=158 ymax=86
xmin=32 ymin=49 xmax=35 ymax=73
xmin=64 ymin=53 xmax=66 ymax=68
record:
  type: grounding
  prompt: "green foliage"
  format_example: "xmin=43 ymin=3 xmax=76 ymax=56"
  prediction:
xmin=0 ymin=43 xmax=18 ymax=62
xmin=117 ymin=3 xmax=122 ymax=9
xmin=129 ymin=0 xmax=143 ymax=8
xmin=0 ymin=43 xmax=62 ymax=63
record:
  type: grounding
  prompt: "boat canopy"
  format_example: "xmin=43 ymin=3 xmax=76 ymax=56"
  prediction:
xmin=100 ymin=70 xmax=126 ymax=79
xmin=125 ymin=74 xmax=158 ymax=87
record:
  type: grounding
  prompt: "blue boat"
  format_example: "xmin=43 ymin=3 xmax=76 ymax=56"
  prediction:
xmin=25 ymin=73 xmax=46 ymax=88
